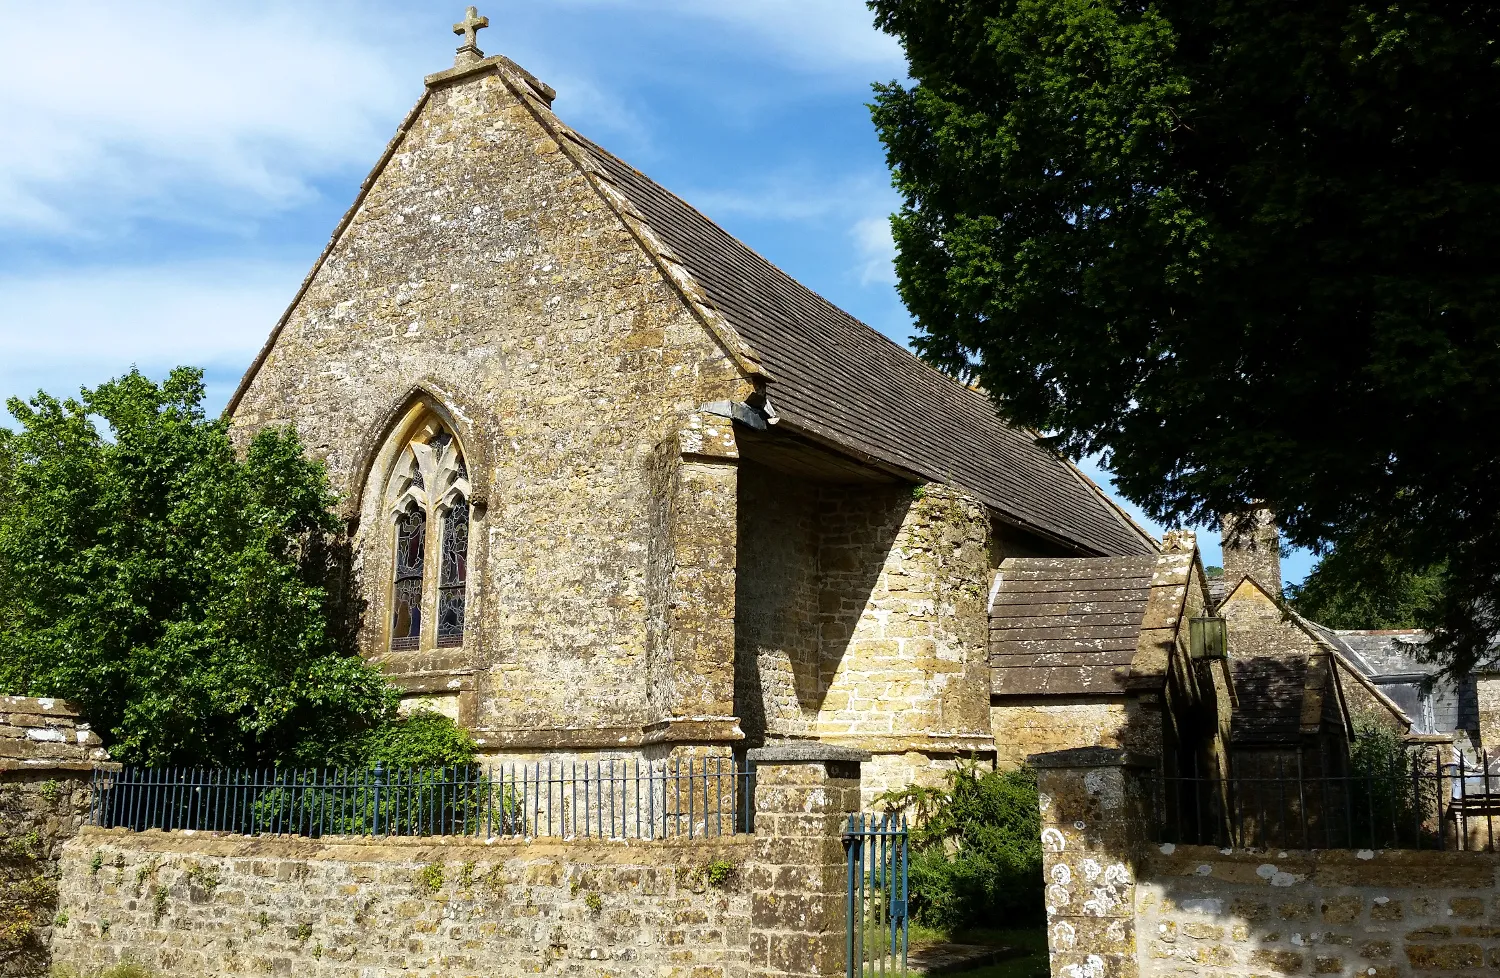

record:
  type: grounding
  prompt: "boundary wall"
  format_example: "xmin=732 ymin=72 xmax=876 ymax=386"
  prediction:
xmin=1034 ymin=747 xmax=1500 ymax=978
xmin=45 ymin=744 xmax=862 ymax=978
xmin=0 ymin=697 xmax=112 ymax=978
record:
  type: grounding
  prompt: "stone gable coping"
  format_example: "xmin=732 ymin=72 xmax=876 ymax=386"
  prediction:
xmin=0 ymin=695 xmax=84 ymax=717
xmin=226 ymin=48 xmax=769 ymax=420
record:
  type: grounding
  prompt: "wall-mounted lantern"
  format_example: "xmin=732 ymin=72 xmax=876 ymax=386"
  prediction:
xmin=1189 ymin=615 xmax=1228 ymax=661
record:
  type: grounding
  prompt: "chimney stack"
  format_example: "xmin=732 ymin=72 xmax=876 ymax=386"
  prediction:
xmin=1221 ymin=506 xmax=1282 ymax=596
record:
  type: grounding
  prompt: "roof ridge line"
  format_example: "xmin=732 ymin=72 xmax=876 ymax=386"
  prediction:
xmin=495 ymin=74 xmax=770 ymax=384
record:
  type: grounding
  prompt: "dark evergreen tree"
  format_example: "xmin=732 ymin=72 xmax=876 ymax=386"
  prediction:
xmin=869 ymin=0 xmax=1500 ymax=669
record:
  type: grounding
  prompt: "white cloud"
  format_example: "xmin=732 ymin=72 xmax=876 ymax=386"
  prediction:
xmin=686 ymin=171 xmax=882 ymax=223
xmin=852 ymin=215 xmax=897 ymax=285
xmin=0 ymin=2 xmax=418 ymax=235
xmin=550 ymin=0 xmax=904 ymax=76
xmin=676 ymin=168 xmax=900 ymax=292
xmin=0 ymin=259 xmax=302 ymax=406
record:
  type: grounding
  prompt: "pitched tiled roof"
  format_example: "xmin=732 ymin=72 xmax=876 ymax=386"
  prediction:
xmin=1231 ymin=656 xmax=1314 ymax=745
xmin=576 ymin=139 xmax=1156 ymax=558
xmin=990 ymin=555 xmax=1159 ymax=694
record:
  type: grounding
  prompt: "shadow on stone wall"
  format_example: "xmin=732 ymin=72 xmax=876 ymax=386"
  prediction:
xmin=733 ymin=464 xmax=905 ymax=743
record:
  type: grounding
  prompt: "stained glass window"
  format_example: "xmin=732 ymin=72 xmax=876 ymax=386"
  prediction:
xmin=437 ymin=493 xmax=469 ymax=647
xmin=391 ymin=503 xmax=425 ymax=650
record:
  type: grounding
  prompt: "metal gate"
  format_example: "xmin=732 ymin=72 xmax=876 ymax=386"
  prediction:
xmin=844 ymin=812 xmax=909 ymax=978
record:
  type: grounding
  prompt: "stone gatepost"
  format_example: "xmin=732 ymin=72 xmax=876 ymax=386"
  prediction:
xmin=747 ymin=743 xmax=868 ymax=978
xmin=0 ymin=696 xmax=113 ymax=978
xmin=1030 ymin=747 xmax=1156 ymax=978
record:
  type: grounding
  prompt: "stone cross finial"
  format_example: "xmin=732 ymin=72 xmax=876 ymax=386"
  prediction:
xmin=452 ymin=6 xmax=489 ymax=65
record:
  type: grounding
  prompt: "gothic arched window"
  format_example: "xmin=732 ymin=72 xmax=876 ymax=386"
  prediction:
xmin=386 ymin=420 xmax=471 ymax=651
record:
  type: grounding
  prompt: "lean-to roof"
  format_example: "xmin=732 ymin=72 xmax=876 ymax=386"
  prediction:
xmin=989 ymin=555 xmax=1160 ymax=695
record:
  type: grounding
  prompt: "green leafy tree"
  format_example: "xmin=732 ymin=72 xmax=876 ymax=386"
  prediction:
xmin=1288 ymin=530 xmax=1447 ymax=629
xmin=0 ymin=368 xmax=395 ymax=765
xmin=869 ymin=1 xmax=1500 ymax=671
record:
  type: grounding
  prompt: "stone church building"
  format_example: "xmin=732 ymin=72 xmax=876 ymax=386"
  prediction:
xmin=226 ymin=18 xmax=1195 ymax=795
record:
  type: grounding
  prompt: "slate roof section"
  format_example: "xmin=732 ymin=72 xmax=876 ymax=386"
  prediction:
xmin=1231 ymin=656 xmax=1314 ymax=745
xmin=1327 ymin=628 xmax=1475 ymax=736
xmin=576 ymin=139 xmax=1156 ymax=558
xmin=990 ymin=555 xmax=1159 ymax=695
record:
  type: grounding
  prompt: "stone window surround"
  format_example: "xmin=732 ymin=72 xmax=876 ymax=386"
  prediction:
xmin=386 ymin=418 xmax=471 ymax=651
xmin=356 ymin=391 xmax=491 ymax=667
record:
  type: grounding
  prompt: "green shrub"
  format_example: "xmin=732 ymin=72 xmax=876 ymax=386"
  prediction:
xmin=1347 ymin=712 xmax=1436 ymax=847
xmin=879 ymin=764 xmax=1043 ymax=930
xmin=343 ymin=709 xmax=477 ymax=768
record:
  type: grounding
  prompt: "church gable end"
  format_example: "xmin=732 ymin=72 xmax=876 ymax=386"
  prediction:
xmin=226 ymin=20 xmax=1157 ymax=773
xmin=229 ymin=53 xmax=754 ymax=747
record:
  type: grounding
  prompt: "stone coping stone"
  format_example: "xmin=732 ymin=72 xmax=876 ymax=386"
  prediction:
xmin=0 ymin=759 xmax=116 ymax=774
xmin=0 ymin=695 xmax=85 ymax=717
xmin=1027 ymin=746 xmax=1158 ymax=769
xmin=748 ymin=743 xmax=872 ymax=763
xmin=76 ymin=826 xmax=756 ymax=860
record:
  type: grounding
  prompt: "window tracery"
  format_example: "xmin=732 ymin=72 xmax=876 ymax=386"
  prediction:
xmin=385 ymin=418 xmax=471 ymax=651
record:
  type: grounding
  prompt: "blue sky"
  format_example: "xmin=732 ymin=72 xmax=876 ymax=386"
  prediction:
xmin=0 ymin=1 xmax=1311 ymax=583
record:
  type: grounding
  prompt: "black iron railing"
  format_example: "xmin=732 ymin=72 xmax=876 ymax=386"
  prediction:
xmin=1153 ymin=753 xmax=1500 ymax=851
xmin=90 ymin=757 xmax=756 ymax=840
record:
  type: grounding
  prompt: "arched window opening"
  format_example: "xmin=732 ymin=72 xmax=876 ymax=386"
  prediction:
xmin=385 ymin=417 xmax=471 ymax=652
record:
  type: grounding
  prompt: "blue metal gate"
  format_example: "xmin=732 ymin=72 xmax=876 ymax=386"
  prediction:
xmin=844 ymin=812 xmax=909 ymax=978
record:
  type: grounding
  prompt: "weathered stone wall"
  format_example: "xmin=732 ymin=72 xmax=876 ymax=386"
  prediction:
xmin=1221 ymin=580 xmax=1321 ymax=662
xmin=815 ymin=484 xmax=994 ymax=797
xmin=1138 ymin=846 xmax=1500 ymax=977
xmin=734 ymin=473 xmax=994 ymax=798
xmin=1035 ymin=749 xmax=1152 ymax=978
xmin=0 ymin=697 xmax=109 ymax=978
xmin=1034 ymin=747 xmax=1500 ymax=978
xmin=52 ymin=832 xmax=753 ymax=978
xmin=1 ymin=771 xmax=93 ymax=978
xmin=48 ymin=745 xmax=862 ymax=978
xmin=734 ymin=462 xmax=820 ymax=744
xmin=0 ymin=698 xmax=107 ymax=770
xmin=992 ymin=699 xmax=1132 ymax=770
xmin=1474 ymin=674 xmax=1500 ymax=752
xmin=228 ymin=63 xmax=753 ymax=756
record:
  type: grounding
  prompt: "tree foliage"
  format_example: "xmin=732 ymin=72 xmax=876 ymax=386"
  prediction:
xmin=0 ymin=368 xmax=395 ymax=765
xmin=869 ymin=1 xmax=1500 ymax=671
xmin=880 ymin=764 xmax=1043 ymax=928
xmin=334 ymin=709 xmax=479 ymax=769
xmin=1287 ymin=530 xmax=1447 ymax=629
